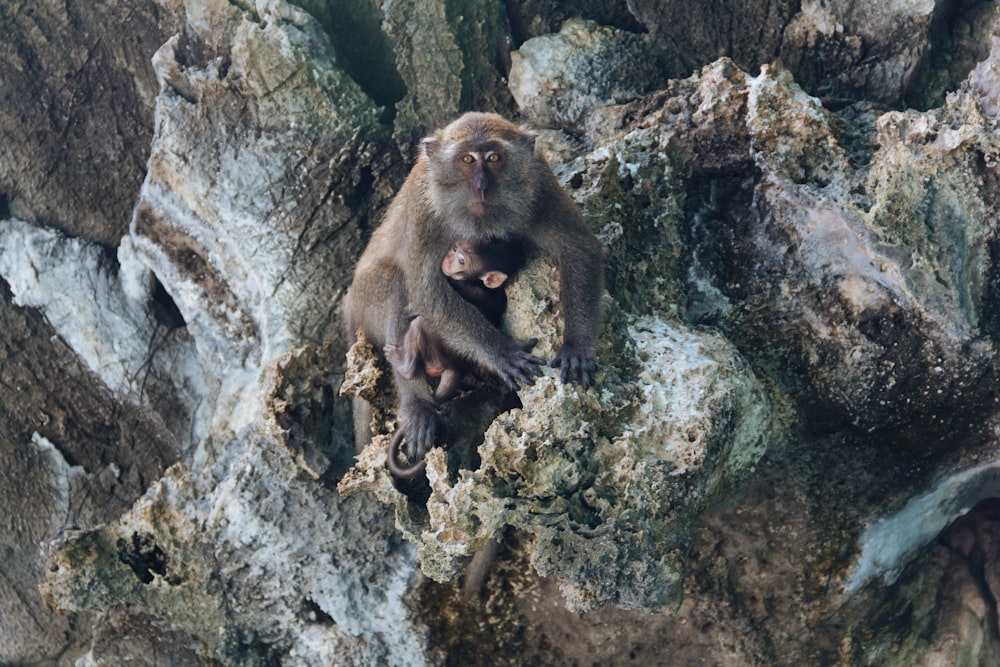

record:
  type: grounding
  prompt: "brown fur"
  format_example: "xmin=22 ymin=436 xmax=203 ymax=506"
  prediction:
xmin=344 ymin=112 xmax=604 ymax=467
xmin=385 ymin=240 xmax=521 ymax=403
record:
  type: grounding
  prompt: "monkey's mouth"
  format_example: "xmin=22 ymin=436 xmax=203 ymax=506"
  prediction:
xmin=466 ymin=198 xmax=489 ymax=216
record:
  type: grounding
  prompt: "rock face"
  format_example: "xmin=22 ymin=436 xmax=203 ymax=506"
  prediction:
xmin=3 ymin=1 xmax=1000 ymax=665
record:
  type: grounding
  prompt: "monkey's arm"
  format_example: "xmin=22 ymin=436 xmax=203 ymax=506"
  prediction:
xmin=384 ymin=318 xmax=424 ymax=380
xmin=408 ymin=245 xmax=544 ymax=390
xmin=532 ymin=176 xmax=604 ymax=388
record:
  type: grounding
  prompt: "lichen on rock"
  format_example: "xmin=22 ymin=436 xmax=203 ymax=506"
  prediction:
xmin=509 ymin=18 xmax=665 ymax=130
xmin=6 ymin=0 xmax=1000 ymax=664
xmin=341 ymin=251 xmax=781 ymax=612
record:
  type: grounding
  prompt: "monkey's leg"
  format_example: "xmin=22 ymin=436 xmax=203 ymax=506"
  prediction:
xmin=392 ymin=361 xmax=439 ymax=460
xmin=433 ymin=368 xmax=465 ymax=401
xmin=385 ymin=308 xmax=440 ymax=461
xmin=347 ymin=259 xmax=442 ymax=459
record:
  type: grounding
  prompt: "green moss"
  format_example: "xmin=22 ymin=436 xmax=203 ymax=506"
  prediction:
xmin=290 ymin=0 xmax=406 ymax=125
xmin=593 ymin=153 xmax=686 ymax=316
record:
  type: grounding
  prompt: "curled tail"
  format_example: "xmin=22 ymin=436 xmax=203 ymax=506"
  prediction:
xmin=386 ymin=428 xmax=427 ymax=479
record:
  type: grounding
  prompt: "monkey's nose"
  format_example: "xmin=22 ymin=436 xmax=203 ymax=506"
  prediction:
xmin=472 ymin=168 xmax=488 ymax=201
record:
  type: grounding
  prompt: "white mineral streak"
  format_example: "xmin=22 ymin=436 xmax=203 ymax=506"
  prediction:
xmin=0 ymin=216 xmax=251 ymax=454
xmin=621 ymin=316 xmax=773 ymax=500
xmin=0 ymin=219 xmax=204 ymax=416
xmin=970 ymin=30 xmax=1000 ymax=119
xmin=126 ymin=179 xmax=266 ymax=448
xmin=128 ymin=7 xmax=362 ymax=443
xmin=29 ymin=432 xmax=82 ymax=527
xmin=628 ymin=317 xmax=730 ymax=474
xmin=847 ymin=460 xmax=1000 ymax=590
xmin=0 ymin=220 xmax=146 ymax=393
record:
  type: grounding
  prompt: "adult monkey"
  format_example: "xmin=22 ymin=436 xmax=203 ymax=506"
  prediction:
xmin=344 ymin=112 xmax=604 ymax=462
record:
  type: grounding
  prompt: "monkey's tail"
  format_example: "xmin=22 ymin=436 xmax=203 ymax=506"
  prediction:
xmin=386 ymin=428 xmax=427 ymax=479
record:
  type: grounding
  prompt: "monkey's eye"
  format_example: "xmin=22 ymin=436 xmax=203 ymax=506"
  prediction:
xmin=461 ymin=154 xmax=476 ymax=164
xmin=486 ymin=152 xmax=501 ymax=163
xmin=453 ymin=244 xmax=459 ymax=251
xmin=458 ymin=256 xmax=465 ymax=265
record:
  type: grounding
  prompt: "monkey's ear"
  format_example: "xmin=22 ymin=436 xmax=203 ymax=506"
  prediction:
xmin=481 ymin=271 xmax=508 ymax=289
xmin=517 ymin=126 xmax=538 ymax=151
xmin=420 ymin=135 xmax=439 ymax=158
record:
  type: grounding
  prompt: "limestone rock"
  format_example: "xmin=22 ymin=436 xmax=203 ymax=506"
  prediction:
xmin=43 ymin=419 xmax=423 ymax=666
xmin=509 ymin=18 xmax=664 ymax=129
xmin=626 ymin=0 xmax=795 ymax=80
xmin=342 ymin=255 xmax=780 ymax=612
xmin=0 ymin=0 xmax=181 ymax=245
xmin=3 ymin=1 xmax=1000 ymax=665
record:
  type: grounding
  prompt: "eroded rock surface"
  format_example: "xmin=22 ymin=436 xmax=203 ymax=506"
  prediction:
xmin=342 ymin=298 xmax=778 ymax=612
xmin=3 ymin=1 xmax=1000 ymax=665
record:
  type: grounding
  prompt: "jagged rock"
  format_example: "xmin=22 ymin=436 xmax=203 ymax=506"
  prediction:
xmin=0 ymin=0 xmax=180 ymax=245
xmin=4 ymin=1 xmax=1000 ymax=665
xmin=42 ymin=415 xmax=422 ymax=666
xmin=626 ymin=0 xmax=795 ymax=79
xmin=626 ymin=0 xmax=997 ymax=109
xmin=0 ymin=223 xmax=183 ymax=661
xmin=81 ymin=606 xmax=205 ymax=667
xmin=505 ymin=0 xmax=645 ymax=43
xmin=776 ymin=0 xmax=934 ymax=106
xmin=380 ymin=0 xmax=464 ymax=137
xmin=128 ymin=0 xmax=386 ymax=450
xmin=509 ymin=18 xmax=664 ymax=129
xmin=342 ymin=255 xmax=780 ymax=613
xmin=0 ymin=433 xmax=86 ymax=660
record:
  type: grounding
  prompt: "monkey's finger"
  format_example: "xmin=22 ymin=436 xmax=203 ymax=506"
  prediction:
xmin=410 ymin=423 xmax=434 ymax=458
xmin=559 ymin=356 xmax=578 ymax=384
xmin=501 ymin=366 xmax=535 ymax=390
xmin=514 ymin=360 xmax=545 ymax=383
xmin=522 ymin=355 xmax=547 ymax=373
xmin=556 ymin=354 xmax=596 ymax=388
xmin=501 ymin=369 xmax=532 ymax=390
xmin=515 ymin=338 xmax=539 ymax=352
xmin=571 ymin=365 xmax=595 ymax=389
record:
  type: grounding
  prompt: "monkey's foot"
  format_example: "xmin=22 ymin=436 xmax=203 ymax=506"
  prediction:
xmin=551 ymin=344 xmax=596 ymax=389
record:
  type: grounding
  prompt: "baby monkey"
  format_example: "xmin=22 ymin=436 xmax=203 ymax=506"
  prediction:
xmin=385 ymin=238 xmax=524 ymax=478
xmin=386 ymin=238 xmax=523 ymax=400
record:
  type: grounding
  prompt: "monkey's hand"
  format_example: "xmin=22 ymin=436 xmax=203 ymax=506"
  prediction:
xmin=493 ymin=338 xmax=545 ymax=390
xmin=397 ymin=398 xmax=438 ymax=460
xmin=552 ymin=343 xmax=597 ymax=389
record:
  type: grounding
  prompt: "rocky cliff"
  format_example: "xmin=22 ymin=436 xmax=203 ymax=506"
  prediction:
xmin=2 ymin=1 xmax=1000 ymax=665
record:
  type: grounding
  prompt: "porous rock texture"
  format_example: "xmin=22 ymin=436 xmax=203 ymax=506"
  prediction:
xmin=3 ymin=0 xmax=1000 ymax=665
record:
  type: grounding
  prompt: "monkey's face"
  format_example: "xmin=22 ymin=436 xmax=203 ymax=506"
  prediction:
xmin=422 ymin=113 xmax=538 ymax=238
xmin=442 ymin=242 xmax=510 ymax=287
xmin=441 ymin=242 xmax=479 ymax=280
xmin=457 ymin=146 xmax=503 ymax=214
